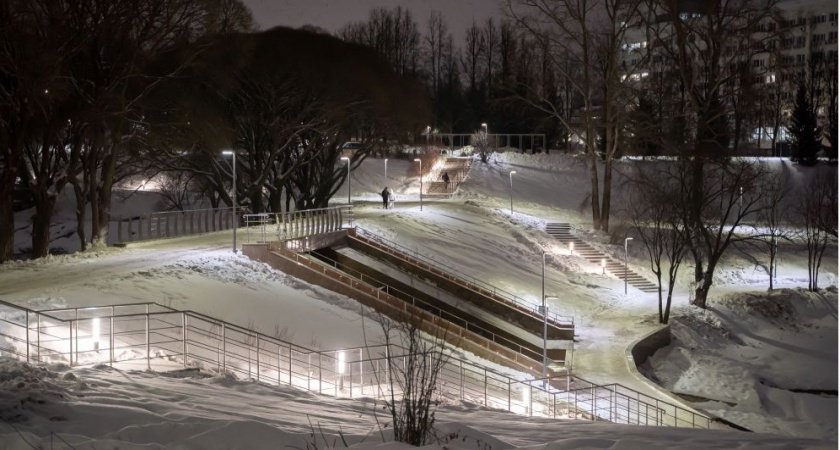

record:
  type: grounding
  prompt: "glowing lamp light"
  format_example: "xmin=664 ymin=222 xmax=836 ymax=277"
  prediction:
xmin=92 ymin=317 xmax=100 ymax=352
xmin=601 ymin=258 xmax=606 ymax=274
xmin=522 ymin=384 xmax=531 ymax=413
xmin=337 ymin=351 xmax=346 ymax=375
xmin=569 ymin=242 xmax=574 ymax=255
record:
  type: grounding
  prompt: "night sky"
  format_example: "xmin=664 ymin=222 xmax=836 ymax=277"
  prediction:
xmin=241 ymin=0 xmax=504 ymax=41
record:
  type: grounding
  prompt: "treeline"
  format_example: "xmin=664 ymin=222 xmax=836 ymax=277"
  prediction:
xmin=338 ymin=7 xmax=567 ymax=147
xmin=0 ymin=0 xmax=429 ymax=261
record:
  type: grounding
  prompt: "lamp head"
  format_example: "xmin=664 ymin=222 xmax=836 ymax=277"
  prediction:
xmin=414 ymin=158 xmax=421 ymax=162
xmin=222 ymin=150 xmax=234 ymax=155
xmin=510 ymin=170 xmax=517 ymax=175
xmin=341 ymin=156 xmax=350 ymax=161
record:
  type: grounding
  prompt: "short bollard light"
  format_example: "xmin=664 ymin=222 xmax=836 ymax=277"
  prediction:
xmin=522 ymin=384 xmax=530 ymax=415
xmin=92 ymin=317 xmax=101 ymax=352
xmin=337 ymin=350 xmax=346 ymax=391
xmin=601 ymin=258 xmax=606 ymax=274
xmin=569 ymin=242 xmax=574 ymax=256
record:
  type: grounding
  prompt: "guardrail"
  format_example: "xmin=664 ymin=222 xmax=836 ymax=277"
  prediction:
xmin=243 ymin=206 xmax=353 ymax=243
xmin=351 ymin=227 xmax=575 ymax=330
xmin=0 ymin=298 xmax=710 ymax=428
xmin=116 ymin=207 xmax=237 ymax=244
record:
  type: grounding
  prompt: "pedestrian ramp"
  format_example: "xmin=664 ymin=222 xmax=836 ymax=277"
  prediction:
xmin=545 ymin=223 xmax=659 ymax=293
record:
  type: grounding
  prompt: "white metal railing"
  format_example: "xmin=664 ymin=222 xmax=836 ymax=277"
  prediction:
xmin=243 ymin=205 xmax=353 ymax=243
xmin=351 ymin=227 xmax=575 ymax=330
xmin=116 ymin=207 xmax=237 ymax=243
xmin=0 ymin=298 xmax=711 ymax=428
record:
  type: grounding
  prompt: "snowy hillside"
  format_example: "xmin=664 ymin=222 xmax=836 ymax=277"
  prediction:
xmin=1 ymin=151 xmax=836 ymax=447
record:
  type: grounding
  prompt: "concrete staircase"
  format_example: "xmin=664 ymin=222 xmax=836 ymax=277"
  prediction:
xmin=545 ymin=223 xmax=659 ymax=294
xmin=425 ymin=157 xmax=472 ymax=195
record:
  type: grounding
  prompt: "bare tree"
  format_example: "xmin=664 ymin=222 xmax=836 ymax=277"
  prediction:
xmin=755 ymin=167 xmax=791 ymax=290
xmin=793 ymin=172 xmax=837 ymax=291
xmin=461 ymin=21 xmax=485 ymax=93
xmin=376 ymin=315 xmax=449 ymax=446
xmin=470 ymin=131 xmax=492 ymax=163
xmin=628 ymin=164 xmax=688 ymax=324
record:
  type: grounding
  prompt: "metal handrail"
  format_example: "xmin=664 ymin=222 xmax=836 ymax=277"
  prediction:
xmin=352 ymin=227 xmax=575 ymax=328
xmin=0 ymin=297 xmax=710 ymax=429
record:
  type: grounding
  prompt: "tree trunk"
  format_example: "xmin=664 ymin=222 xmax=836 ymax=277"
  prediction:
xmin=71 ymin=179 xmax=88 ymax=252
xmin=692 ymin=263 xmax=716 ymax=309
xmin=587 ymin=150 xmax=601 ymax=229
xmin=31 ymin=195 xmax=56 ymax=258
xmin=601 ymin=156 xmax=613 ymax=232
xmin=0 ymin=167 xmax=17 ymax=262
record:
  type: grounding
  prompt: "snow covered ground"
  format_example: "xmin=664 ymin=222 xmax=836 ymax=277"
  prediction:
xmin=1 ymin=150 xmax=836 ymax=447
xmin=0 ymin=357 xmax=833 ymax=449
xmin=644 ymin=288 xmax=838 ymax=440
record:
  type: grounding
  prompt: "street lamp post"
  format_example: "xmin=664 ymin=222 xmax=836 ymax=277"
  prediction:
xmin=425 ymin=125 xmax=431 ymax=151
xmin=624 ymin=237 xmax=634 ymax=295
xmin=341 ymin=156 xmax=351 ymax=205
xmin=481 ymin=122 xmax=488 ymax=149
xmin=414 ymin=158 xmax=423 ymax=211
xmin=222 ymin=151 xmax=237 ymax=253
xmin=384 ymin=158 xmax=388 ymax=181
xmin=509 ymin=170 xmax=516 ymax=215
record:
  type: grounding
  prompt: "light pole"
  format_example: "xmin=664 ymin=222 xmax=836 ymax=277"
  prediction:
xmin=384 ymin=158 xmax=388 ymax=182
xmin=222 ymin=150 xmax=237 ymax=253
xmin=481 ymin=122 xmax=488 ymax=149
xmin=624 ymin=237 xmax=634 ymax=295
xmin=425 ymin=125 xmax=431 ymax=151
xmin=414 ymin=158 xmax=423 ymax=211
xmin=341 ymin=156 xmax=351 ymax=205
xmin=509 ymin=170 xmax=516 ymax=215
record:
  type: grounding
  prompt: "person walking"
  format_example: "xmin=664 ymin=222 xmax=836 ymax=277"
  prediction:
xmin=442 ymin=171 xmax=451 ymax=191
xmin=381 ymin=187 xmax=389 ymax=209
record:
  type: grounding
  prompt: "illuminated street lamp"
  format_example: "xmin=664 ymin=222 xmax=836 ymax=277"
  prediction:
xmin=624 ymin=237 xmax=634 ymax=295
xmin=509 ymin=171 xmax=516 ymax=214
xmin=341 ymin=156 xmax=351 ymax=205
xmin=384 ymin=158 xmax=388 ymax=181
xmin=414 ymin=158 xmax=423 ymax=211
xmin=222 ymin=150 xmax=237 ymax=253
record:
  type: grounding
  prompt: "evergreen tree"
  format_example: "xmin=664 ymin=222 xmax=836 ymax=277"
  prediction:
xmin=788 ymin=79 xmax=820 ymax=166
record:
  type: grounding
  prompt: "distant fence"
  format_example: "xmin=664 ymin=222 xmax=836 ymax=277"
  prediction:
xmin=115 ymin=207 xmax=236 ymax=244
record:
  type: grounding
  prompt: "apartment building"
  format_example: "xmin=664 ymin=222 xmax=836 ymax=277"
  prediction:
xmin=618 ymin=0 xmax=838 ymax=153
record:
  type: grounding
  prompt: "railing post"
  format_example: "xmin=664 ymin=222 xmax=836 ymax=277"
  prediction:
xmin=221 ymin=323 xmax=227 ymax=374
xmin=109 ymin=316 xmax=114 ymax=366
xmin=145 ymin=314 xmax=150 ymax=370
xmin=484 ymin=368 xmax=488 ymax=407
xmin=507 ymin=381 xmax=511 ymax=412
xmin=74 ymin=320 xmax=78 ymax=365
xmin=182 ymin=313 xmax=188 ymax=368
xmin=288 ymin=343 xmax=293 ymax=385
xmin=69 ymin=320 xmax=73 ymax=366
xmin=25 ymin=310 xmax=30 ymax=362
xmin=318 ymin=353 xmax=322 ymax=394
xmin=256 ymin=335 xmax=261 ymax=382
xmin=36 ymin=313 xmax=41 ymax=362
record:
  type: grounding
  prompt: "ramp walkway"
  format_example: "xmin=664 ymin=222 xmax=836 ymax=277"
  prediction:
xmin=545 ymin=223 xmax=659 ymax=293
xmin=310 ymin=247 xmax=570 ymax=364
xmin=349 ymin=228 xmax=576 ymax=340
